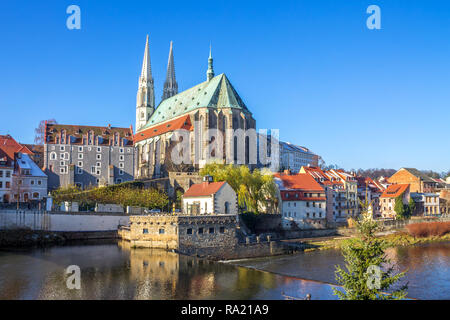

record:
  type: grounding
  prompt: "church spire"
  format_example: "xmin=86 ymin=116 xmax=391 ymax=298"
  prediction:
xmin=207 ymin=44 xmax=214 ymax=81
xmin=136 ymin=35 xmax=155 ymax=131
xmin=141 ymin=35 xmax=153 ymax=81
xmin=162 ymin=41 xmax=178 ymax=101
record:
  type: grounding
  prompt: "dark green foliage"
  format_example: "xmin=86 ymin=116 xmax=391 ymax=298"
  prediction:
xmin=239 ymin=212 xmax=259 ymax=234
xmin=51 ymin=182 xmax=168 ymax=209
xmin=333 ymin=208 xmax=408 ymax=300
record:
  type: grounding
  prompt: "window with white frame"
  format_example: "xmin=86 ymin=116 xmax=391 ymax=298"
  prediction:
xmin=119 ymin=148 xmax=124 ymax=153
xmin=77 ymin=167 xmax=83 ymax=174
xmin=96 ymin=154 xmax=101 ymax=160
xmin=50 ymin=152 xmax=57 ymax=160
xmin=119 ymin=155 xmax=124 ymax=161
xmin=91 ymin=166 xmax=96 ymax=174
xmin=78 ymin=161 xmax=83 ymax=167
xmin=97 ymin=147 xmax=101 ymax=153
xmin=96 ymin=162 xmax=101 ymax=167
xmin=78 ymin=153 xmax=83 ymax=159
xmin=60 ymin=146 xmax=65 ymax=151
xmin=37 ymin=180 xmax=41 ymax=185
xmin=60 ymin=161 xmax=65 ymax=166
xmin=119 ymin=169 xmax=124 ymax=175
xmin=60 ymin=166 xmax=67 ymax=174
xmin=96 ymin=169 xmax=101 ymax=175
xmin=119 ymin=162 xmax=124 ymax=168
xmin=78 ymin=146 xmax=83 ymax=152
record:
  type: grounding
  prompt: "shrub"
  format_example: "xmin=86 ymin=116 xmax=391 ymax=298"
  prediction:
xmin=406 ymin=222 xmax=450 ymax=238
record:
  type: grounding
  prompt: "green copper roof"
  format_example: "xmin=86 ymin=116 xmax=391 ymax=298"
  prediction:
xmin=142 ymin=73 xmax=250 ymax=129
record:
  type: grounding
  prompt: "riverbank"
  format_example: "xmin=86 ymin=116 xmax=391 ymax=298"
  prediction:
xmin=0 ymin=229 xmax=66 ymax=247
xmin=0 ymin=229 xmax=119 ymax=248
xmin=301 ymin=231 xmax=450 ymax=252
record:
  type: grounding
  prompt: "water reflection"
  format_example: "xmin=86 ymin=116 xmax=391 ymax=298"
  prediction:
xmin=2 ymin=241 xmax=446 ymax=300
xmin=0 ymin=241 xmax=335 ymax=300
xmin=234 ymin=242 xmax=450 ymax=300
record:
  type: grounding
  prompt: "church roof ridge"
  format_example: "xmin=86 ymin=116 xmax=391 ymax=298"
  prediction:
xmin=139 ymin=73 xmax=249 ymax=131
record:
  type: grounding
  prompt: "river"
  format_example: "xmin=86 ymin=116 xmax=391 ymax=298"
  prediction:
xmin=0 ymin=241 xmax=448 ymax=300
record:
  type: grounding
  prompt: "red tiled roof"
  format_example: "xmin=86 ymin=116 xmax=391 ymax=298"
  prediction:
xmin=301 ymin=166 xmax=343 ymax=186
xmin=0 ymin=135 xmax=33 ymax=162
xmin=183 ymin=181 xmax=226 ymax=197
xmin=274 ymin=172 xmax=324 ymax=192
xmin=380 ymin=184 xmax=409 ymax=198
xmin=134 ymin=115 xmax=193 ymax=143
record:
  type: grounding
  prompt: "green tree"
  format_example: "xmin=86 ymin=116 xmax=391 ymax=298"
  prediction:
xmin=199 ymin=163 xmax=278 ymax=214
xmin=394 ymin=195 xmax=407 ymax=220
xmin=333 ymin=207 xmax=408 ymax=300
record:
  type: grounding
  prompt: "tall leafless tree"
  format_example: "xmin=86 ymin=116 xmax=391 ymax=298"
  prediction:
xmin=34 ymin=119 xmax=57 ymax=145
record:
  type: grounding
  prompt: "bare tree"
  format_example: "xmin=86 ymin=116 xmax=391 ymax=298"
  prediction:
xmin=34 ymin=119 xmax=57 ymax=145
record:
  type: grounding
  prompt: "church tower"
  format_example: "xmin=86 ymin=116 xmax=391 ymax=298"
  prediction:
xmin=136 ymin=35 xmax=155 ymax=131
xmin=162 ymin=41 xmax=178 ymax=101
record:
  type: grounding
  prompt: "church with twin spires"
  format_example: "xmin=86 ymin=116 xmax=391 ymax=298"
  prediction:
xmin=134 ymin=36 xmax=257 ymax=180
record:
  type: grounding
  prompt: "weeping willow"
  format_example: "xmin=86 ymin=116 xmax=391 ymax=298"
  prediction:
xmin=200 ymin=163 xmax=278 ymax=214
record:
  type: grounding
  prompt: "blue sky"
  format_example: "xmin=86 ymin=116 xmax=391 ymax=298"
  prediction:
xmin=0 ymin=0 xmax=449 ymax=172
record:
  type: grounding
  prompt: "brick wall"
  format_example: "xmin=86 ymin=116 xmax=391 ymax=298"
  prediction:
xmin=389 ymin=169 xmax=421 ymax=192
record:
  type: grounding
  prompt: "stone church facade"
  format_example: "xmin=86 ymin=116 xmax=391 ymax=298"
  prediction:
xmin=134 ymin=37 xmax=257 ymax=184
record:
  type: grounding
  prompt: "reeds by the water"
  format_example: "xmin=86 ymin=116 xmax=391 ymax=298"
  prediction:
xmin=406 ymin=221 xmax=450 ymax=238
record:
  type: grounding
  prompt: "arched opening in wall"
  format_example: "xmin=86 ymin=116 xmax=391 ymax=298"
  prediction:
xmin=222 ymin=116 xmax=227 ymax=161
xmin=199 ymin=115 xmax=204 ymax=160
xmin=32 ymin=192 xmax=39 ymax=199
xmin=233 ymin=136 xmax=238 ymax=162
xmin=224 ymin=201 xmax=230 ymax=214
xmin=3 ymin=194 xmax=9 ymax=203
xmin=23 ymin=193 xmax=29 ymax=202
xmin=209 ymin=136 xmax=216 ymax=158
xmin=245 ymin=136 xmax=249 ymax=164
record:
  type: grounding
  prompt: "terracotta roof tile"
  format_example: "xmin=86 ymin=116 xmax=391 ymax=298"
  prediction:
xmin=380 ymin=184 xmax=409 ymax=198
xmin=274 ymin=172 xmax=324 ymax=192
xmin=0 ymin=135 xmax=33 ymax=163
xmin=134 ymin=115 xmax=193 ymax=143
xmin=183 ymin=181 xmax=226 ymax=197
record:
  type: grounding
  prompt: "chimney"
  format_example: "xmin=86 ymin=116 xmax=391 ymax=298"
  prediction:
xmin=203 ymin=175 xmax=213 ymax=184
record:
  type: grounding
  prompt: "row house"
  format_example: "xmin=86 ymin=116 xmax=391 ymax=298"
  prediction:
xmin=300 ymin=166 xmax=359 ymax=223
xmin=0 ymin=135 xmax=47 ymax=203
xmin=274 ymin=171 xmax=327 ymax=229
xmin=379 ymin=184 xmax=410 ymax=218
xmin=43 ymin=123 xmax=135 ymax=190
